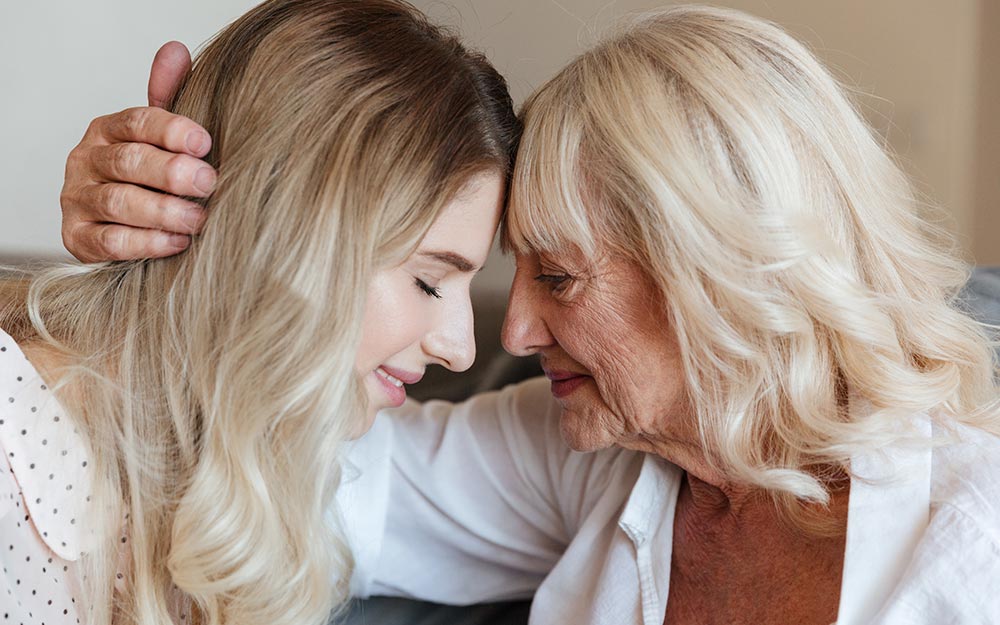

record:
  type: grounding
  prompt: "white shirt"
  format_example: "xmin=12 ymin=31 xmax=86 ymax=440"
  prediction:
xmin=342 ymin=376 xmax=1000 ymax=624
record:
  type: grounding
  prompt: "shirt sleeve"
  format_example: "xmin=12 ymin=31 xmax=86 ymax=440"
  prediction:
xmin=341 ymin=376 xmax=630 ymax=604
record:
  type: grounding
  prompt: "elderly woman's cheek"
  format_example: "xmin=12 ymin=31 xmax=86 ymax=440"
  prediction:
xmin=595 ymin=290 xmax=685 ymax=435
xmin=572 ymin=306 xmax=643 ymax=415
xmin=595 ymin=332 xmax=662 ymax=428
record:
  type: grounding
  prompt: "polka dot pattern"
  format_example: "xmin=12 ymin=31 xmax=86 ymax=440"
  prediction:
xmin=1 ymin=329 xmax=91 ymax=624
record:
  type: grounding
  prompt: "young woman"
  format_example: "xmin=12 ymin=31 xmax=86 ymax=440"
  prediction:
xmin=0 ymin=1 xmax=518 ymax=624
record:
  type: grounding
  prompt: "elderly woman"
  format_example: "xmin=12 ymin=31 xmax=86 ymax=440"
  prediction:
xmin=59 ymin=5 xmax=999 ymax=625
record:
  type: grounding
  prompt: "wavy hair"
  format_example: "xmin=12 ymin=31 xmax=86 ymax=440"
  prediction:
xmin=1 ymin=1 xmax=517 ymax=623
xmin=505 ymin=5 xmax=998 ymax=513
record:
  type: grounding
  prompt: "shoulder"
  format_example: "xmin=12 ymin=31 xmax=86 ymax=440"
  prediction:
xmin=879 ymin=508 xmax=1000 ymax=623
xmin=929 ymin=420 xmax=1000 ymax=542
xmin=0 ymin=327 xmax=31 ymax=517
xmin=880 ymin=485 xmax=1000 ymax=623
xmin=0 ymin=325 xmax=94 ymax=561
xmin=864 ymin=421 xmax=1000 ymax=623
xmin=0 ymin=324 xmax=24 ymax=371
xmin=0 ymin=327 xmax=81 ymax=612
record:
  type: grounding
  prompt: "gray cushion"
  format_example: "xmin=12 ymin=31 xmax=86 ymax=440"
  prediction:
xmin=960 ymin=267 xmax=1000 ymax=325
xmin=959 ymin=267 xmax=1000 ymax=363
xmin=337 ymin=598 xmax=530 ymax=625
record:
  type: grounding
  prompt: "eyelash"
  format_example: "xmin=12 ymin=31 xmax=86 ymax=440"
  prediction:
xmin=535 ymin=273 xmax=570 ymax=291
xmin=415 ymin=278 xmax=443 ymax=299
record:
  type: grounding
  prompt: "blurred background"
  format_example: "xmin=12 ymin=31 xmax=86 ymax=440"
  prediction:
xmin=1 ymin=0 xmax=997 ymax=294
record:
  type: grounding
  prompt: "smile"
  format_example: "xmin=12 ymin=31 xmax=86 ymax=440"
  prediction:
xmin=371 ymin=365 xmax=424 ymax=409
xmin=376 ymin=367 xmax=404 ymax=387
xmin=373 ymin=367 xmax=407 ymax=408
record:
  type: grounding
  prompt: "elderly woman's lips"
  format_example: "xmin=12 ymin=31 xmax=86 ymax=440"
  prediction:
xmin=550 ymin=376 xmax=588 ymax=398
xmin=544 ymin=370 xmax=590 ymax=398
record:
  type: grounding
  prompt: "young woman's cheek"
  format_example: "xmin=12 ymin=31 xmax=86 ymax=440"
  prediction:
xmin=358 ymin=266 xmax=444 ymax=373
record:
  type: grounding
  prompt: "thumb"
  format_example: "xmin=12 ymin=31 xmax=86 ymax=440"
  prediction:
xmin=147 ymin=41 xmax=192 ymax=108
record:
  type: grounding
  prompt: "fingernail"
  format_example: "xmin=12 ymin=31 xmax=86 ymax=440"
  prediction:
xmin=193 ymin=167 xmax=216 ymax=194
xmin=167 ymin=234 xmax=191 ymax=249
xmin=182 ymin=207 xmax=206 ymax=231
xmin=186 ymin=130 xmax=209 ymax=155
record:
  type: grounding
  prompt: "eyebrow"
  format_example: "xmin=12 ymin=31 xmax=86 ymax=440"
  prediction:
xmin=418 ymin=251 xmax=480 ymax=273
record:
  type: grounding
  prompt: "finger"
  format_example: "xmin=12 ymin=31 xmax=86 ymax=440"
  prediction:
xmin=96 ymin=106 xmax=211 ymax=158
xmin=81 ymin=183 xmax=207 ymax=235
xmin=66 ymin=223 xmax=191 ymax=263
xmin=93 ymin=142 xmax=217 ymax=197
xmin=148 ymin=41 xmax=192 ymax=109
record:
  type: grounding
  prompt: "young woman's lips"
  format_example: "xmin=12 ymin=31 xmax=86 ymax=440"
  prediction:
xmin=373 ymin=365 xmax=422 ymax=408
xmin=544 ymin=369 xmax=590 ymax=398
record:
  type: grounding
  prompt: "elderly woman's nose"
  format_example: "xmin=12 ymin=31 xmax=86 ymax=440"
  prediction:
xmin=501 ymin=269 xmax=549 ymax=357
xmin=424 ymin=299 xmax=477 ymax=372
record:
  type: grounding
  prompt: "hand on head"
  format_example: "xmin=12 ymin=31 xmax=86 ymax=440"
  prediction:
xmin=60 ymin=42 xmax=215 ymax=262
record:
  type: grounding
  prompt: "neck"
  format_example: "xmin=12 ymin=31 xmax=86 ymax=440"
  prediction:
xmin=627 ymin=425 xmax=849 ymax=526
xmin=682 ymin=471 xmax=762 ymax=519
xmin=629 ymin=430 xmax=756 ymax=512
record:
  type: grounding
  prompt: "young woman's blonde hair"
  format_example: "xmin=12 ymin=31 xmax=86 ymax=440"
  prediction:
xmin=1 ymin=1 xmax=518 ymax=623
xmin=505 ymin=5 xmax=998 ymax=511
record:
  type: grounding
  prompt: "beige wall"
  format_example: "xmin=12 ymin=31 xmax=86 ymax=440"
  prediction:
xmin=0 ymin=0 xmax=261 ymax=261
xmin=413 ymin=0 xmax=994 ymax=294
xmin=2 ymin=2 xmax=991 ymax=269
xmin=973 ymin=0 xmax=1000 ymax=265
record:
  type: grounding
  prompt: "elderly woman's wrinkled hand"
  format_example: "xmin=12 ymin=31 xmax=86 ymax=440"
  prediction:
xmin=60 ymin=42 xmax=214 ymax=262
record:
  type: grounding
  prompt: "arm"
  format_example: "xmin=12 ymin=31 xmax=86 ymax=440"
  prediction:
xmin=60 ymin=42 xmax=216 ymax=262
xmin=341 ymin=378 xmax=636 ymax=604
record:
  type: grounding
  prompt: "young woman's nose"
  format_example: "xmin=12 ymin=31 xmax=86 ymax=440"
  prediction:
xmin=423 ymin=296 xmax=476 ymax=372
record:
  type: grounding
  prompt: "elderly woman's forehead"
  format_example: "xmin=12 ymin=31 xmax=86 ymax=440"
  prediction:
xmin=537 ymin=244 xmax=592 ymax=265
xmin=504 ymin=188 xmax=611 ymax=259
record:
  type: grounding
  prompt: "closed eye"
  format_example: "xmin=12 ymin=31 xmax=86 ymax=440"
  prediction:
xmin=415 ymin=278 xmax=442 ymax=299
xmin=535 ymin=273 xmax=570 ymax=291
xmin=535 ymin=273 xmax=568 ymax=283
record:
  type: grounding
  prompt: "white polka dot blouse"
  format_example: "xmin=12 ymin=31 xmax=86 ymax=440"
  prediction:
xmin=1 ymin=328 xmax=93 ymax=624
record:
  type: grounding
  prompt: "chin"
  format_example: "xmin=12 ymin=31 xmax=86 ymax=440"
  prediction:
xmin=558 ymin=407 xmax=616 ymax=453
xmin=347 ymin=408 xmax=378 ymax=440
xmin=348 ymin=381 xmax=380 ymax=440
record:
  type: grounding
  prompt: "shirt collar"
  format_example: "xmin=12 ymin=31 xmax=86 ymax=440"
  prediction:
xmin=614 ymin=402 xmax=933 ymax=625
xmin=837 ymin=407 xmax=932 ymax=625
xmin=0 ymin=328 xmax=95 ymax=561
xmin=618 ymin=454 xmax=682 ymax=546
xmin=618 ymin=452 xmax=683 ymax=623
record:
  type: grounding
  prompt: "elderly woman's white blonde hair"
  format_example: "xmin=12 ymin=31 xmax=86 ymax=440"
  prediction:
xmin=505 ymin=5 xmax=999 ymax=512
